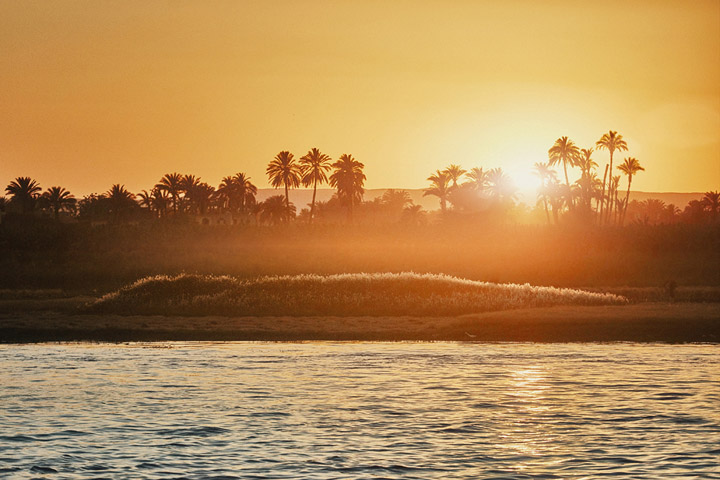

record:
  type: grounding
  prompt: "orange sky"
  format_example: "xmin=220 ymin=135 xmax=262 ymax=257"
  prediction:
xmin=1 ymin=0 xmax=718 ymax=197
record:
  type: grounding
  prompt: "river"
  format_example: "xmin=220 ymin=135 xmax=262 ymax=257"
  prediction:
xmin=1 ymin=342 xmax=718 ymax=479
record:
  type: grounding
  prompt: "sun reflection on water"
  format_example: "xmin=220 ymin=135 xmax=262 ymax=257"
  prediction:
xmin=498 ymin=366 xmax=557 ymax=469
xmin=0 ymin=343 xmax=718 ymax=479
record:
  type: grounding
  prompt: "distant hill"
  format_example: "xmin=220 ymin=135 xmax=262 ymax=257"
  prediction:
xmin=255 ymin=188 xmax=440 ymax=210
xmin=622 ymin=192 xmax=705 ymax=207
xmin=256 ymin=188 xmax=706 ymax=211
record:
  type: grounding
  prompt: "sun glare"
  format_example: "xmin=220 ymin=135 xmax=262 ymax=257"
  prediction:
xmin=508 ymin=168 xmax=542 ymax=201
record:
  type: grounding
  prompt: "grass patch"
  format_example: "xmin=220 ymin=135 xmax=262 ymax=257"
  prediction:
xmin=86 ymin=272 xmax=627 ymax=317
xmin=588 ymin=286 xmax=720 ymax=303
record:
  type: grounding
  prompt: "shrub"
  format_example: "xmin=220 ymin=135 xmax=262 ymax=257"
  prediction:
xmin=86 ymin=272 xmax=627 ymax=317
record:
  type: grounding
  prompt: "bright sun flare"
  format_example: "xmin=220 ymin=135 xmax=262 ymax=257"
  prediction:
xmin=509 ymin=169 xmax=542 ymax=198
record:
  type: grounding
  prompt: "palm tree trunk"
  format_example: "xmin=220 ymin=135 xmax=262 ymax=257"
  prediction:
xmin=605 ymin=151 xmax=614 ymax=224
xmin=623 ymin=175 xmax=632 ymax=226
xmin=613 ymin=189 xmax=619 ymax=225
xmin=310 ymin=179 xmax=317 ymax=224
xmin=542 ymin=197 xmax=550 ymax=224
xmin=563 ymin=160 xmax=573 ymax=210
xmin=284 ymin=183 xmax=289 ymax=210
xmin=599 ymin=164 xmax=608 ymax=224
xmin=582 ymin=172 xmax=591 ymax=212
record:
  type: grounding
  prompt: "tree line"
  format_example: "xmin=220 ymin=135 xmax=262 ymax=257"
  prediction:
xmin=2 ymin=135 xmax=719 ymax=226
xmin=1 ymin=149 xmax=369 ymax=226
xmin=421 ymin=130 xmax=663 ymax=226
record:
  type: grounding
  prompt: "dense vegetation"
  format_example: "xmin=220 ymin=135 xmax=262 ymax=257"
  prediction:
xmin=1 ymin=130 xmax=718 ymax=293
xmin=86 ymin=273 xmax=627 ymax=317
xmin=1 ymin=218 xmax=718 ymax=291
xmin=2 ymin=131 xmax=719 ymax=226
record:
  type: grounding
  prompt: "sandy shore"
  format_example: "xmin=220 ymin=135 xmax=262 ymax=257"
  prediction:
xmin=1 ymin=302 xmax=718 ymax=343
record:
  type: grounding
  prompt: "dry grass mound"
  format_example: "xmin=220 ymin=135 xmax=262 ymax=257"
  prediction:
xmin=85 ymin=273 xmax=627 ymax=317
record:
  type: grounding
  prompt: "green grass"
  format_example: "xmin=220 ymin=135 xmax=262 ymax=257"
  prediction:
xmin=86 ymin=272 xmax=628 ymax=317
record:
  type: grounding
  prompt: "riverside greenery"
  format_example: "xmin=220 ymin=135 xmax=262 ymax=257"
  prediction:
xmin=87 ymin=272 xmax=627 ymax=317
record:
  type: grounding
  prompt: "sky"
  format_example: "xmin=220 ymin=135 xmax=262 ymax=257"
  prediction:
xmin=1 ymin=0 xmax=719 ymax=197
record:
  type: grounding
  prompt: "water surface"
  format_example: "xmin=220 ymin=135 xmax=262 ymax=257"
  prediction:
xmin=1 ymin=342 xmax=718 ymax=479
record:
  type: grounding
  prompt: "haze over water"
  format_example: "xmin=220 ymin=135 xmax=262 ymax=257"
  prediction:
xmin=1 ymin=342 xmax=718 ymax=479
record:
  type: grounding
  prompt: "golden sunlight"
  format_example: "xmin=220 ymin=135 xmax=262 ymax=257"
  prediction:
xmin=1 ymin=3 xmax=719 ymax=477
xmin=508 ymin=168 xmax=541 ymax=200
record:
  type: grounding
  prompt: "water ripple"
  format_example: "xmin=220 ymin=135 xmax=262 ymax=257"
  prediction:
xmin=0 ymin=342 xmax=718 ymax=479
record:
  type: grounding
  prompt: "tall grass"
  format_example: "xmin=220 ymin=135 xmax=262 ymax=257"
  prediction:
xmin=87 ymin=272 xmax=627 ymax=317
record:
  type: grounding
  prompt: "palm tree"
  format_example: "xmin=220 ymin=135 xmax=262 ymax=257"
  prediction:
xmin=138 ymin=188 xmax=168 ymax=218
xmin=596 ymin=130 xmax=628 ymax=223
xmin=259 ymin=195 xmax=296 ymax=225
xmin=217 ymin=176 xmax=238 ymax=212
xmin=381 ymin=189 xmax=412 ymax=211
xmin=577 ymin=148 xmax=597 ymax=174
xmin=42 ymin=186 xmax=76 ymax=220
xmin=423 ymin=170 xmax=451 ymax=214
xmin=155 ymin=172 xmax=184 ymax=213
xmin=598 ymin=164 xmax=608 ymax=220
xmin=584 ymin=171 xmax=604 ymax=212
xmin=641 ymin=199 xmax=668 ymax=225
xmin=5 ymin=177 xmax=42 ymax=213
xmin=106 ymin=184 xmax=137 ymax=220
xmin=616 ymin=197 xmax=627 ymax=224
xmin=217 ymin=173 xmax=257 ymax=217
xmin=379 ymin=189 xmax=412 ymax=220
xmin=181 ymin=174 xmax=202 ymax=213
xmin=609 ymin=175 xmax=621 ymax=224
xmin=192 ymin=182 xmax=215 ymax=214
xmin=249 ymin=201 xmax=263 ymax=226
xmin=267 ymin=151 xmax=301 ymax=209
xmin=329 ymin=153 xmax=366 ymax=221
xmin=533 ymin=162 xmax=558 ymax=224
xmin=464 ymin=167 xmax=489 ymax=193
xmin=701 ymin=191 xmax=720 ymax=221
xmin=106 ymin=184 xmax=135 ymax=203
xmin=548 ymin=181 xmax=567 ymax=224
xmin=138 ymin=190 xmax=153 ymax=213
xmin=548 ymin=136 xmax=580 ymax=209
xmin=577 ymin=148 xmax=598 ymax=212
xmin=233 ymin=172 xmax=257 ymax=215
xmin=401 ymin=204 xmax=426 ymax=226
xmin=617 ymin=157 xmax=644 ymax=225
xmin=444 ymin=164 xmax=467 ymax=188
xmin=486 ymin=168 xmax=517 ymax=204
xmin=664 ymin=203 xmax=681 ymax=223
xmin=299 ymin=148 xmax=332 ymax=223
xmin=683 ymin=199 xmax=708 ymax=224
xmin=151 ymin=187 xmax=170 ymax=217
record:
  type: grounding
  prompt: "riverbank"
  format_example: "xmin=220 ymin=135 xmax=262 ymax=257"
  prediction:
xmin=1 ymin=302 xmax=718 ymax=343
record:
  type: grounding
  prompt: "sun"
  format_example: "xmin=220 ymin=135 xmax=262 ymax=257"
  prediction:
xmin=508 ymin=168 xmax=542 ymax=202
